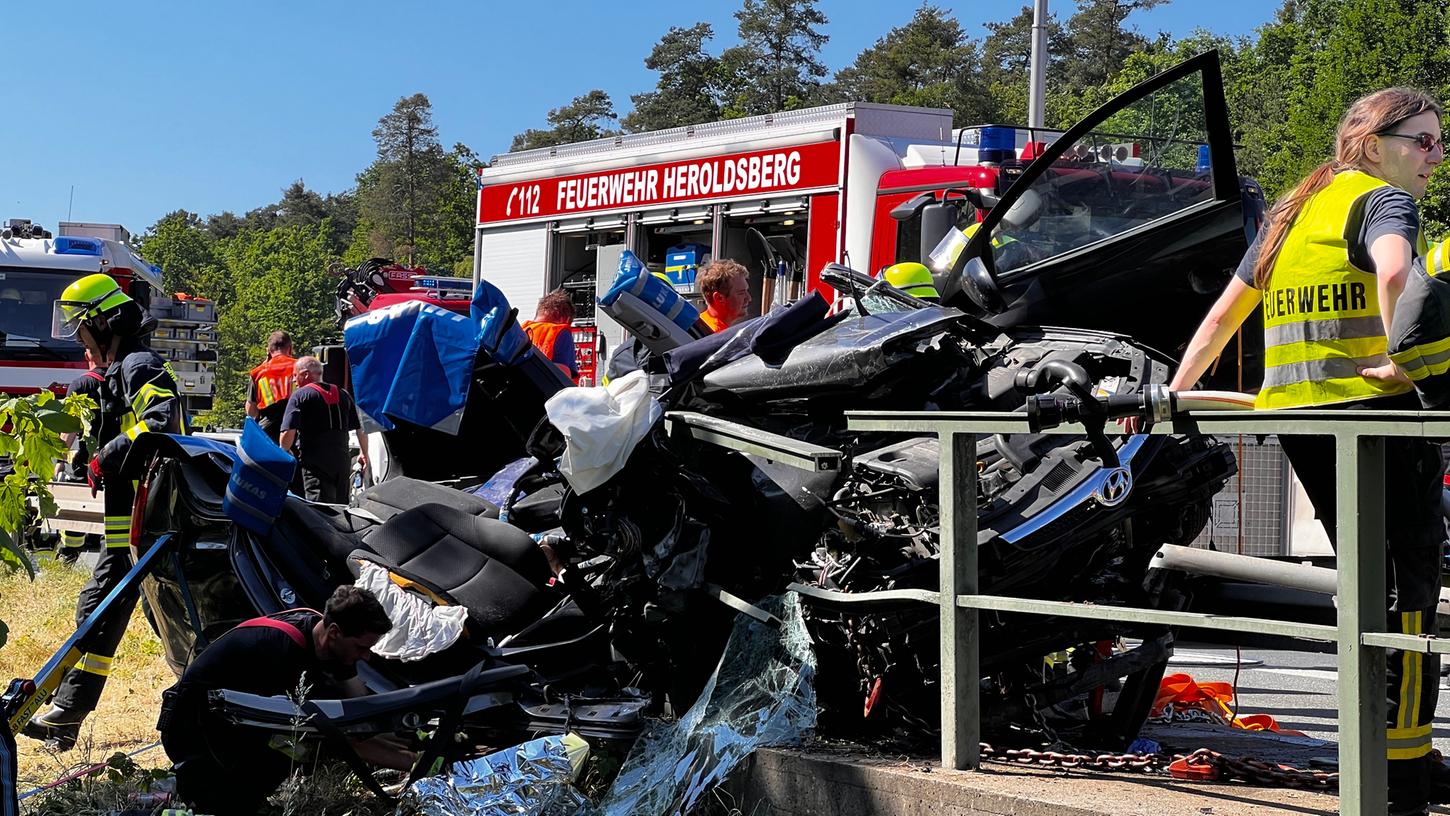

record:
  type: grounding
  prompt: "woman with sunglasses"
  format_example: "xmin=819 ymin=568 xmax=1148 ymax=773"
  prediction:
xmin=1129 ymin=87 xmax=1445 ymax=814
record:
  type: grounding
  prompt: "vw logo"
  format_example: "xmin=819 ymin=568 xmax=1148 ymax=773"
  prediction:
xmin=1095 ymin=467 xmax=1133 ymax=507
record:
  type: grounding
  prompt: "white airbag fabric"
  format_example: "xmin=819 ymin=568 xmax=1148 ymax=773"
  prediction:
xmin=354 ymin=561 xmax=469 ymax=661
xmin=544 ymin=370 xmax=662 ymax=495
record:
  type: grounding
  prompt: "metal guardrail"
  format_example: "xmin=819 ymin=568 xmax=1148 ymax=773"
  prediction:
xmin=835 ymin=408 xmax=1450 ymax=816
xmin=665 ymin=411 xmax=843 ymax=472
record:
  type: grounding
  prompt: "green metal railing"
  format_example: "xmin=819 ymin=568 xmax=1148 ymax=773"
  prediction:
xmin=838 ymin=408 xmax=1450 ymax=815
xmin=666 ymin=407 xmax=1450 ymax=814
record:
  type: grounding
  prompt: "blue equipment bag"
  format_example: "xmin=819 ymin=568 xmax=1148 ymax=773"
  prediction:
xmin=224 ymin=417 xmax=297 ymax=533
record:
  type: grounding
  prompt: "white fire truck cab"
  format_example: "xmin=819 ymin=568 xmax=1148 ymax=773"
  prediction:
xmin=0 ymin=220 xmax=218 ymax=413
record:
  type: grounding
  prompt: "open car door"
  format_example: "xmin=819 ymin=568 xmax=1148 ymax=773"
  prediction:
xmin=944 ymin=50 xmax=1264 ymax=390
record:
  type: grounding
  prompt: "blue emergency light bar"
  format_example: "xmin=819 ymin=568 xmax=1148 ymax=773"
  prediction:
xmin=412 ymin=277 xmax=473 ymax=292
xmin=52 ymin=237 xmax=102 ymax=256
xmin=959 ymin=125 xmax=1017 ymax=164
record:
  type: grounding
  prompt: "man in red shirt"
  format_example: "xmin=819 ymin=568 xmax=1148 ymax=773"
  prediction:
xmin=697 ymin=260 xmax=752 ymax=332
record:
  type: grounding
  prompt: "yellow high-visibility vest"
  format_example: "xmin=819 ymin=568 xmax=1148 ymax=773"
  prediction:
xmin=1256 ymin=171 xmax=1424 ymax=409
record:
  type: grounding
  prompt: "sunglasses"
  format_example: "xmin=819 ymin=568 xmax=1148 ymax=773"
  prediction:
xmin=1379 ymin=131 xmax=1445 ymax=152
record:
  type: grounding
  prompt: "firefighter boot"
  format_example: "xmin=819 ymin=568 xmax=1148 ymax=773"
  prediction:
xmin=21 ymin=706 xmax=86 ymax=750
xmin=1389 ymin=757 xmax=1431 ymax=815
xmin=1425 ymin=754 xmax=1450 ymax=803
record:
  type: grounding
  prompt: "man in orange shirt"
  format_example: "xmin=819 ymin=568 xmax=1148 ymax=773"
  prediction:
xmin=246 ymin=331 xmax=297 ymax=442
xmin=521 ymin=290 xmax=578 ymax=380
xmin=697 ymin=260 xmax=752 ymax=332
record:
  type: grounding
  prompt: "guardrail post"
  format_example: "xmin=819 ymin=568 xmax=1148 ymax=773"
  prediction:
xmin=940 ymin=431 xmax=979 ymax=770
xmin=1335 ymin=432 xmax=1387 ymax=814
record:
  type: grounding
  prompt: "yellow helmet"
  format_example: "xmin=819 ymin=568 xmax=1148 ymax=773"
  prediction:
xmin=882 ymin=262 xmax=940 ymax=302
xmin=52 ymin=273 xmax=133 ymax=340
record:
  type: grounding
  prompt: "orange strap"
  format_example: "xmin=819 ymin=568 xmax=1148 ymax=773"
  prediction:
xmin=1153 ymin=672 xmax=1302 ymax=735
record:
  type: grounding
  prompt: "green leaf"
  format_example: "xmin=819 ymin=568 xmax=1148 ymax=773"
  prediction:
xmin=36 ymin=409 xmax=81 ymax=435
xmin=0 ymin=528 xmax=35 ymax=580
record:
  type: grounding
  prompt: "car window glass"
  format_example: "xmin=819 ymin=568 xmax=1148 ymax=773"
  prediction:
xmin=990 ymin=69 xmax=1213 ymax=275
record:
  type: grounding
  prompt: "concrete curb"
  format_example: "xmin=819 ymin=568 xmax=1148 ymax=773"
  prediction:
xmin=716 ymin=746 xmax=1347 ymax=816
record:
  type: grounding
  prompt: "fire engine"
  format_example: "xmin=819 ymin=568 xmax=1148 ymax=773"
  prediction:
xmin=471 ymin=86 xmax=1255 ymax=389
xmin=0 ymin=219 xmax=218 ymax=414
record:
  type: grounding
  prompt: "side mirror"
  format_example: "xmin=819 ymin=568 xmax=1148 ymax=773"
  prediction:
xmin=889 ymin=192 xmax=935 ymax=222
xmin=961 ymin=256 xmax=1006 ymax=314
xmin=919 ymin=203 xmax=958 ymax=267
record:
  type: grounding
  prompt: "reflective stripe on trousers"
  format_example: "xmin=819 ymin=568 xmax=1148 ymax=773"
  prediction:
xmin=74 ymin=653 xmax=113 ymax=677
xmin=103 ymin=515 xmax=129 ymax=549
xmin=1388 ymin=610 xmax=1436 ymax=760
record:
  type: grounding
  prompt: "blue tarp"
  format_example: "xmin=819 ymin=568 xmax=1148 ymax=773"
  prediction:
xmin=346 ymin=299 xmax=491 ymax=433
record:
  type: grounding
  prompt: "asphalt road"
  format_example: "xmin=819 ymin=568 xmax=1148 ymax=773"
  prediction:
xmin=1169 ymin=641 xmax=1450 ymax=756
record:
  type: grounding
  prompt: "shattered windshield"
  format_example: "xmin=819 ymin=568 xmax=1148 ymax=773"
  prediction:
xmin=0 ymin=267 xmax=85 ymax=360
xmin=990 ymin=69 xmax=1214 ymax=275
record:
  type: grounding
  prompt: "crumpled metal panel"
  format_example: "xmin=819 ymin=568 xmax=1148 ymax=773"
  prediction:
xmin=404 ymin=733 xmax=588 ymax=816
xmin=586 ymin=591 xmax=817 ymax=816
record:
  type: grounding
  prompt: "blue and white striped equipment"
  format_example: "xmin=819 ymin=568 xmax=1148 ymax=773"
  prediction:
xmin=599 ymin=250 xmax=702 ymax=353
xmin=223 ymin=418 xmax=296 ymax=533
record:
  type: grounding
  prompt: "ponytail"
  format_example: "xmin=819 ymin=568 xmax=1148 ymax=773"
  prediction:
xmin=1252 ymin=162 xmax=1338 ymax=289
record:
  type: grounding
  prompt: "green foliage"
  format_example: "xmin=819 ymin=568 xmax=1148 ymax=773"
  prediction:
xmin=26 ymin=749 xmax=175 ymax=816
xmin=982 ymin=3 xmax=1069 ymax=124
xmin=720 ymin=0 xmax=830 ymax=116
xmin=1248 ymin=0 xmax=1450 ymax=201
xmin=831 ymin=5 xmax=994 ymax=123
xmin=624 ymin=23 xmax=725 ymax=132
xmin=134 ymin=210 xmax=221 ymax=296
xmin=0 ymin=390 xmax=95 ymax=581
xmin=357 ymin=93 xmax=475 ymax=271
xmin=510 ymin=90 xmax=620 ymax=151
xmin=1060 ymin=0 xmax=1171 ymax=90
xmin=206 ymin=223 xmax=340 ymax=428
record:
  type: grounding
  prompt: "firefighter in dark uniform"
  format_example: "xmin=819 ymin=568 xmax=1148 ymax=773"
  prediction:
xmin=279 ymin=355 xmax=367 ymax=504
xmin=54 ymin=350 xmax=106 ymax=557
xmin=24 ymin=273 xmax=185 ymax=749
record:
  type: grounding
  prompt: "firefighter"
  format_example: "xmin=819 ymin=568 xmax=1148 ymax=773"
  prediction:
xmin=53 ymin=349 xmax=106 ymax=557
xmin=522 ymin=289 xmax=578 ymax=380
xmin=246 ymin=330 xmax=297 ymax=443
xmin=881 ymin=262 xmax=941 ymax=302
xmin=26 ymin=273 xmax=185 ymax=749
xmin=1389 ymin=238 xmax=1450 ymax=408
xmin=159 ymin=586 xmax=414 ymax=816
xmin=1129 ymin=87 xmax=1445 ymax=813
xmin=279 ymin=356 xmax=368 ymax=504
xmin=698 ymin=259 xmax=752 ymax=333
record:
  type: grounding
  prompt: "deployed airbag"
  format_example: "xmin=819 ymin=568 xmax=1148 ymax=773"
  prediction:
xmin=353 ymin=560 xmax=469 ymax=662
xmin=545 ymin=370 xmax=662 ymax=495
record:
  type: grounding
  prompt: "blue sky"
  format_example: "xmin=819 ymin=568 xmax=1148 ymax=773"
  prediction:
xmin=2 ymin=1 xmax=1276 ymax=236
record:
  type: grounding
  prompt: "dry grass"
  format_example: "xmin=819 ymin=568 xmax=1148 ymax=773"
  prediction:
xmin=0 ymin=554 xmax=172 ymax=791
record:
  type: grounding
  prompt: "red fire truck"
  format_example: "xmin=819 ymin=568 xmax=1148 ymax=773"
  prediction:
xmin=472 ymin=54 xmax=1256 ymax=389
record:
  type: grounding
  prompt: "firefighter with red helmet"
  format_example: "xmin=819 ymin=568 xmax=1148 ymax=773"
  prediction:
xmin=24 ymin=273 xmax=185 ymax=749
